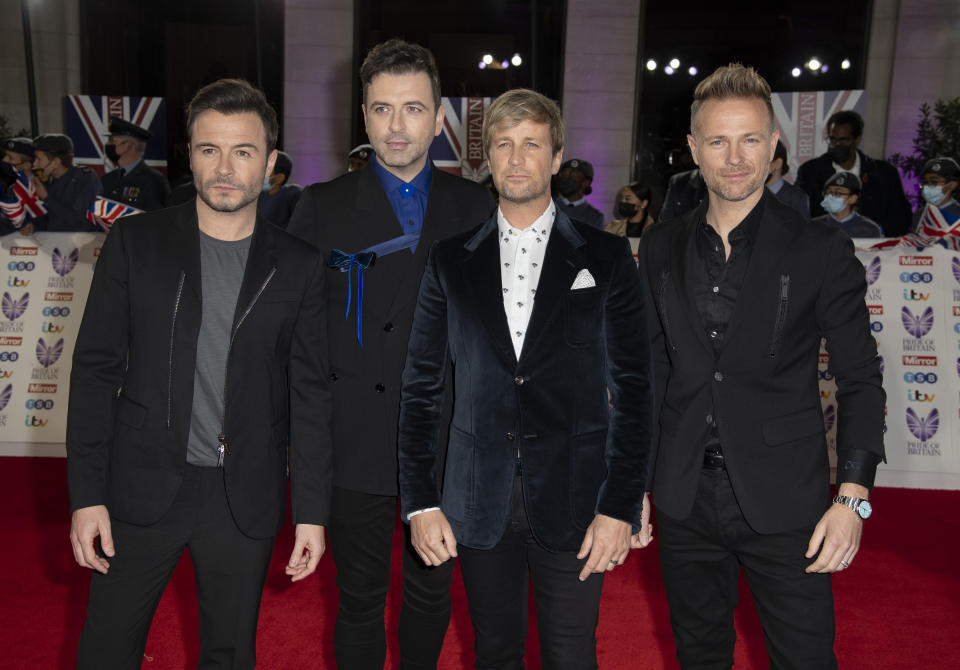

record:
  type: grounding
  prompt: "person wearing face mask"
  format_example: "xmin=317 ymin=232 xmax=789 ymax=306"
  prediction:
xmin=796 ymin=110 xmax=911 ymax=236
xmin=605 ymin=181 xmax=655 ymax=237
xmin=100 ymin=117 xmax=170 ymax=212
xmin=1 ymin=137 xmax=37 ymax=235
xmin=554 ymin=158 xmax=604 ymax=229
xmin=811 ymin=172 xmax=882 ymax=238
xmin=766 ymin=140 xmax=809 ymax=218
xmin=27 ymin=133 xmax=102 ymax=234
xmin=257 ymin=150 xmax=301 ymax=229
xmin=911 ymin=157 xmax=960 ymax=232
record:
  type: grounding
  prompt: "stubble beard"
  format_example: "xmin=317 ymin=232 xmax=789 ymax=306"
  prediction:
xmin=197 ymin=178 xmax=260 ymax=213
xmin=706 ymin=170 xmax=766 ymax=203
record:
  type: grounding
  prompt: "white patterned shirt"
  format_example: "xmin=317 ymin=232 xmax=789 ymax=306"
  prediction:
xmin=498 ymin=201 xmax=556 ymax=358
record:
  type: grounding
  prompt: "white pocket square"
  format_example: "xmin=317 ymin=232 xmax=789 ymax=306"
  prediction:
xmin=570 ymin=268 xmax=596 ymax=290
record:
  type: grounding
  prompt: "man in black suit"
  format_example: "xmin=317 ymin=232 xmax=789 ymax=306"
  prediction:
xmin=68 ymin=78 xmax=331 ymax=669
xmin=766 ymin=139 xmax=809 ymax=218
xmin=287 ymin=39 xmax=492 ymax=669
xmin=100 ymin=116 xmax=170 ymax=211
xmin=638 ymin=64 xmax=885 ymax=669
xmin=796 ymin=109 xmax=910 ymax=236
xmin=398 ymin=88 xmax=654 ymax=669
xmin=661 ymin=167 xmax=707 ymax=220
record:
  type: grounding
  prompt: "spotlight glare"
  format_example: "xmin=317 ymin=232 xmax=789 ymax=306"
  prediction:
xmin=669 ymin=58 xmax=680 ymax=69
xmin=664 ymin=65 xmax=675 ymax=75
xmin=646 ymin=59 xmax=657 ymax=71
xmin=501 ymin=60 xmax=509 ymax=69
xmin=841 ymin=58 xmax=851 ymax=70
xmin=807 ymin=57 xmax=822 ymax=71
xmin=511 ymin=53 xmax=522 ymax=67
xmin=688 ymin=66 xmax=698 ymax=76
xmin=478 ymin=61 xmax=486 ymax=70
xmin=791 ymin=67 xmax=802 ymax=77
xmin=821 ymin=64 xmax=829 ymax=73
xmin=482 ymin=54 xmax=493 ymax=65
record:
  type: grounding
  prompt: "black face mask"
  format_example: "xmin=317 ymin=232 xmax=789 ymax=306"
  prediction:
xmin=617 ymin=202 xmax=639 ymax=219
xmin=828 ymin=144 xmax=854 ymax=164
xmin=105 ymin=144 xmax=121 ymax=164
xmin=553 ymin=175 xmax=578 ymax=198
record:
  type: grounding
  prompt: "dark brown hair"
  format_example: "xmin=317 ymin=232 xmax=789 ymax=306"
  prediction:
xmin=360 ymin=39 xmax=442 ymax=110
xmin=185 ymin=78 xmax=278 ymax=151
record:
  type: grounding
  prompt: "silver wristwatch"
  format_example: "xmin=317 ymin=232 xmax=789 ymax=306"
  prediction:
xmin=832 ymin=494 xmax=872 ymax=519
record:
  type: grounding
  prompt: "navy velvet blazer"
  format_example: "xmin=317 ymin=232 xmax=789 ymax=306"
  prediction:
xmin=398 ymin=208 xmax=653 ymax=552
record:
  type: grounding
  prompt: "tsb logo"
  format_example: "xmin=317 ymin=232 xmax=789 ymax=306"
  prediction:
xmin=818 ymin=370 xmax=834 ymax=381
xmin=870 ymin=322 xmax=883 ymax=332
xmin=903 ymin=372 xmax=938 ymax=384
xmin=42 ymin=306 xmax=70 ymax=317
xmin=25 ymin=399 xmax=54 ymax=410
xmin=0 ymin=352 xmax=19 ymax=362
xmin=899 ymin=272 xmax=933 ymax=283
xmin=6 ymin=261 xmax=35 ymax=272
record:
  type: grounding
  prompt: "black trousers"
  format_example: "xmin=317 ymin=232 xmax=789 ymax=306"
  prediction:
xmin=329 ymin=485 xmax=454 ymax=669
xmin=658 ymin=465 xmax=837 ymax=670
xmin=76 ymin=466 xmax=275 ymax=670
xmin=457 ymin=475 xmax=605 ymax=670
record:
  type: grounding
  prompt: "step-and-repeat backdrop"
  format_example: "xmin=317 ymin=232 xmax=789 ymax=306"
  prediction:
xmin=1 ymin=233 xmax=958 ymax=488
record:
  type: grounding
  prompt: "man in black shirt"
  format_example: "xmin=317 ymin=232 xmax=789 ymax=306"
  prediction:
xmin=638 ymin=64 xmax=885 ymax=669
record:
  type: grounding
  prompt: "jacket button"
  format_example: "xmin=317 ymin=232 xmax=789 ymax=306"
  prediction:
xmin=384 ymin=322 xmax=395 ymax=332
xmin=329 ymin=372 xmax=338 ymax=382
xmin=375 ymin=383 xmax=385 ymax=393
xmin=506 ymin=432 xmax=515 ymax=441
xmin=514 ymin=376 xmax=525 ymax=386
xmin=713 ymin=371 xmax=723 ymax=382
xmin=706 ymin=414 xmax=713 ymax=424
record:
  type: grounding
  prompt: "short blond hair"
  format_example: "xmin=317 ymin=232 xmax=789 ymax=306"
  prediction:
xmin=482 ymin=89 xmax=564 ymax=154
xmin=690 ymin=63 xmax=774 ymax=136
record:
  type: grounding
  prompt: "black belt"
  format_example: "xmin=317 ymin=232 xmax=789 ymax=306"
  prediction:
xmin=703 ymin=450 xmax=725 ymax=470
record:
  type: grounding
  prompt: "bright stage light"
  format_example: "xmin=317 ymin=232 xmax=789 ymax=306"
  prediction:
xmin=482 ymin=54 xmax=493 ymax=65
xmin=511 ymin=54 xmax=522 ymax=67
xmin=841 ymin=59 xmax=851 ymax=70
xmin=664 ymin=66 xmax=675 ymax=75
xmin=646 ymin=59 xmax=657 ymax=71
xmin=791 ymin=67 xmax=802 ymax=77
xmin=688 ymin=66 xmax=698 ymax=76
xmin=807 ymin=58 xmax=822 ymax=71
xmin=669 ymin=58 xmax=680 ymax=69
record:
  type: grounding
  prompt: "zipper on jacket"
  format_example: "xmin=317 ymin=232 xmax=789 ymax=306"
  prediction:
xmin=217 ymin=266 xmax=277 ymax=467
xmin=768 ymin=274 xmax=790 ymax=358
xmin=658 ymin=271 xmax=678 ymax=352
xmin=166 ymin=272 xmax=186 ymax=429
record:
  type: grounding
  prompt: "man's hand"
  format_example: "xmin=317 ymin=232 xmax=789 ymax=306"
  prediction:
xmin=630 ymin=493 xmax=654 ymax=549
xmin=70 ymin=505 xmax=114 ymax=574
xmin=18 ymin=222 xmax=34 ymax=236
xmin=805 ymin=483 xmax=868 ymax=573
xmin=32 ymin=179 xmax=48 ymax=200
xmin=410 ymin=509 xmax=458 ymax=566
xmin=577 ymin=513 xmax=632 ymax=581
xmin=285 ymin=523 xmax=325 ymax=582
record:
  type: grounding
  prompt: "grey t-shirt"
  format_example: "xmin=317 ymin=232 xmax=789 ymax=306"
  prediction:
xmin=186 ymin=231 xmax=251 ymax=466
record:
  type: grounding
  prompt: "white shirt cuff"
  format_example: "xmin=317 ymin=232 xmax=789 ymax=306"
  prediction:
xmin=407 ymin=506 xmax=441 ymax=520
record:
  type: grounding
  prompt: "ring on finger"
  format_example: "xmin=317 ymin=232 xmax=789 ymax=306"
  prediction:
xmin=840 ymin=560 xmax=850 ymax=568
xmin=609 ymin=559 xmax=618 ymax=565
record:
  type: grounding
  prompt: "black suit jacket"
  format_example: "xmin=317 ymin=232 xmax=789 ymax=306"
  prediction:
xmin=638 ymin=193 xmax=885 ymax=534
xmin=287 ymin=162 xmax=493 ymax=496
xmin=101 ymin=160 xmax=171 ymax=211
xmin=770 ymin=180 xmax=810 ymax=218
xmin=398 ymin=209 xmax=653 ymax=552
xmin=660 ymin=168 xmax=707 ymax=221
xmin=67 ymin=201 xmax=332 ymax=539
xmin=796 ymin=150 xmax=911 ymax=236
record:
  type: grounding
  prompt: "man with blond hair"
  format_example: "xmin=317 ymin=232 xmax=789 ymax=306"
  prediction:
xmin=398 ymin=88 xmax=654 ymax=669
xmin=638 ymin=64 xmax=885 ymax=669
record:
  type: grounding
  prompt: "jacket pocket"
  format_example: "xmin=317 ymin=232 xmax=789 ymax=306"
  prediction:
xmin=762 ymin=407 xmax=823 ymax=446
xmin=658 ymin=271 xmax=678 ymax=351
xmin=563 ymin=286 xmax=604 ymax=347
xmin=116 ymin=394 xmax=148 ymax=429
xmin=768 ymin=274 xmax=790 ymax=357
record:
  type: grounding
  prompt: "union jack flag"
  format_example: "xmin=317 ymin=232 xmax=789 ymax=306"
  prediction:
xmin=428 ymin=97 xmax=493 ymax=182
xmin=771 ymin=90 xmax=866 ymax=181
xmin=871 ymin=204 xmax=960 ymax=251
xmin=64 ymin=95 xmax=167 ymax=177
xmin=0 ymin=170 xmax=47 ymax=229
xmin=86 ymin=196 xmax=144 ymax=231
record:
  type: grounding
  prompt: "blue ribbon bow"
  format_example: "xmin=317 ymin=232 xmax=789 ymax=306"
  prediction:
xmin=328 ymin=249 xmax=376 ymax=345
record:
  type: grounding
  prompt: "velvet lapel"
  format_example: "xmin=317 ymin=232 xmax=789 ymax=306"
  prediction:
xmin=518 ymin=210 xmax=585 ymax=364
xmin=461 ymin=215 xmax=517 ymax=369
xmin=231 ymin=217 xmax=278 ymax=332
xmin=672 ymin=213 xmax=714 ymax=353
xmin=721 ymin=199 xmax=794 ymax=348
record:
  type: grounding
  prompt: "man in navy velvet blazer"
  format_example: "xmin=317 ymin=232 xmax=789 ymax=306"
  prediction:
xmin=397 ymin=88 xmax=654 ymax=669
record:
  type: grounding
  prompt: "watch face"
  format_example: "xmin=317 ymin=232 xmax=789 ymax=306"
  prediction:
xmin=857 ymin=500 xmax=873 ymax=519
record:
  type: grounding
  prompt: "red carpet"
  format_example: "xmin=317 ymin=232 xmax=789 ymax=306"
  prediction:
xmin=2 ymin=456 xmax=958 ymax=668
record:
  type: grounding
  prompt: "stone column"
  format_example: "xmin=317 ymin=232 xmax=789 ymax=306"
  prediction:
xmin=284 ymin=0 xmax=354 ymax=186
xmin=561 ymin=0 xmax=642 ymax=226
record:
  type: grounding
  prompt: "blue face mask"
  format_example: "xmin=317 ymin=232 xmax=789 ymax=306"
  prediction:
xmin=922 ymin=185 xmax=945 ymax=205
xmin=820 ymin=194 xmax=847 ymax=214
xmin=262 ymin=176 xmax=272 ymax=192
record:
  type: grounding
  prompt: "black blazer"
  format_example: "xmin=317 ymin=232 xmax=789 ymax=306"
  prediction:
xmin=770 ymin=180 xmax=810 ymax=218
xmin=796 ymin=150 xmax=912 ymax=236
xmin=67 ymin=201 xmax=332 ymax=539
xmin=660 ymin=169 xmax=707 ymax=221
xmin=398 ymin=209 xmax=653 ymax=552
xmin=101 ymin=160 xmax=171 ymax=211
xmin=638 ymin=193 xmax=885 ymax=534
xmin=287 ymin=162 xmax=493 ymax=496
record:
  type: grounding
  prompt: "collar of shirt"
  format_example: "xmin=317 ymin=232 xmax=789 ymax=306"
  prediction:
xmin=372 ymin=156 xmax=433 ymax=240
xmin=559 ymin=195 xmax=586 ymax=207
xmin=832 ymin=150 xmax=861 ymax=177
xmin=372 ymin=156 xmax=432 ymax=200
xmin=767 ymin=177 xmax=784 ymax=194
xmin=830 ymin=212 xmax=857 ymax=224
xmin=697 ymin=188 xmax=765 ymax=248
xmin=123 ymin=157 xmax=143 ymax=176
xmin=497 ymin=200 xmax=556 ymax=240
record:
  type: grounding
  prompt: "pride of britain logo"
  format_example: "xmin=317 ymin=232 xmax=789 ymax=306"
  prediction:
xmin=1 ymin=292 xmax=29 ymax=334
xmin=901 ymin=306 xmax=935 ymax=352
xmin=905 ymin=407 xmax=940 ymax=456
xmin=864 ymin=256 xmax=882 ymax=300
xmin=48 ymin=248 xmax=79 ymax=289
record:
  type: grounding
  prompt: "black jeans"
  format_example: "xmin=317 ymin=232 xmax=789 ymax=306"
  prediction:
xmin=76 ymin=465 xmax=275 ymax=670
xmin=329 ymin=486 xmax=454 ymax=669
xmin=457 ymin=475 xmax=604 ymax=670
xmin=658 ymin=465 xmax=837 ymax=670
